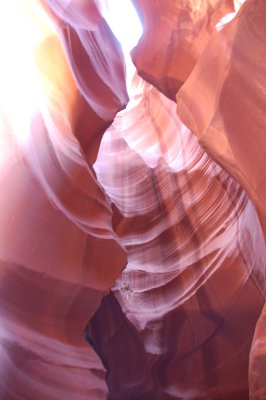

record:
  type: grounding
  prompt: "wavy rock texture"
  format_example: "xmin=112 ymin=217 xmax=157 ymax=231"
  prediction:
xmin=0 ymin=1 xmax=127 ymax=399
xmin=176 ymin=0 xmax=266 ymax=238
xmin=90 ymin=78 xmax=265 ymax=399
xmin=43 ymin=0 xmax=129 ymax=163
xmin=131 ymin=0 xmax=236 ymax=100
xmin=0 ymin=0 xmax=265 ymax=399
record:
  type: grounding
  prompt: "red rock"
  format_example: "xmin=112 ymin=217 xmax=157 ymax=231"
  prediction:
xmin=0 ymin=2 xmax=127 ymax=398
xmin=0 ymin=0 xmax=265 ymax=398
xmin=91 ymin=78 xmax=265 ymax=398
xmin=132 ymin=0 xmax=235 ymax=100
xmin=176 ymin=0 xmax=266 ymax=238
xmin=250 ymin=305 xmax=266 ymax=400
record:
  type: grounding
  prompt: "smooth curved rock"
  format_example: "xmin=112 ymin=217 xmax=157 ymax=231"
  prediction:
xmin=131 ymin=0 xmax=235 ymax=100
xmin=176 ymin=0 xmax=266 ymax=238
xmin=0 ymin=0 xmax=265 ymax=398
xmin=0 ymin=2 xmax=127 ymax=398
xmin=44 ymin=0 xmax=129 ymax=161
xmin=249 ymin=304 xmax=266 ymax=399
xmin=91 ymin=78 xmax=265 ymax=399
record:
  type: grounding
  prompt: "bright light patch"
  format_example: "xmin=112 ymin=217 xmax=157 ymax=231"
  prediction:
xmin=216 ymin=12 xmax=236 ymax=32
xmin=216 ymin=0 xmax=244 ymax=31
xmin=0 ymin=1 xmax=53 ymax=144
xmin=98 ymin=0 xmax=143 ymax=86
xmin=99 ymin=0 xmax=143 ymax=52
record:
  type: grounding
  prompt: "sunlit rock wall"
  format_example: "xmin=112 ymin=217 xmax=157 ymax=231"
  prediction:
xmin=131 ymin=0 xmax=236 ymax=100
xmin=0 ymin=1 xmax=127 ymax=399
xmin=176 ymin=0 xmax=266 ymax=239
xmin=0 ymin=0 xmax=265 ymax=399
xmin=91 ymin=77 xmax=265 ymax=399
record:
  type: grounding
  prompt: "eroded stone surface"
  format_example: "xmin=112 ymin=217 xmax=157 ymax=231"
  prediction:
xmin=0 ymin=0 xmax=265 ymax=399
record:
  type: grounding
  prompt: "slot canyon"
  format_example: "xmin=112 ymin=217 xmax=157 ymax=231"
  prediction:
xmin=0 ymin=0 xmax=265 ymax=399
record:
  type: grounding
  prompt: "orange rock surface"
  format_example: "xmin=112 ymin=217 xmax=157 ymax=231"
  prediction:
xmin=131 ymin=0 xmax=235 ymax=99
xmin=0 ymin=1 xmax=265 ymax=399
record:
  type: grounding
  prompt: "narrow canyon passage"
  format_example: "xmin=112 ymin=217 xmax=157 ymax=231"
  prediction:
xmin=0 ymin=1 xmax=265 ymax=399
